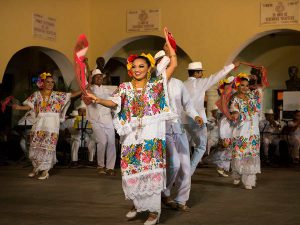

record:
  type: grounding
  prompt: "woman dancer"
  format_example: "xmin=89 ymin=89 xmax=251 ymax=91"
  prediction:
xmin=87 ymin=27 xmax=176 ymax=225
xmin=230 ymin=73 xmax=261 ymax=190
xmin=209 ymin=76 xmax=235 ymax=177
xmin=13 ymin=73 xmax=81 ymax=180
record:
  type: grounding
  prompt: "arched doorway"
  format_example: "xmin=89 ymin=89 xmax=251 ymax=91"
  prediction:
xmin=0 ymin=46 xmax=76 ymax=127
xmin=100 ymin=35 xmax=192 ymax=85
xmin=228 ymin=29 xmax=300 ymax=113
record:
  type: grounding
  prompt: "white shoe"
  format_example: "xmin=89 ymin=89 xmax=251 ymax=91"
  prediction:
xmin=244 ymin=185 xmax=252 ymax=190
xmin=217 ymin=169 xmax=224 ymax=176
xmin=233 ymin=179 xmax=240 ymax=185
xmin=28 ymin=169 xmax=38 ymax=178
xmin=38 ymin=170 xmax=49 ymax=180
xmin=221 ymin=172 xmax=229 ymax=177
xmin=144 ymin=212 xmax=160 ymax=225
xmin=126 ymin=209 xmax=137 ymax=219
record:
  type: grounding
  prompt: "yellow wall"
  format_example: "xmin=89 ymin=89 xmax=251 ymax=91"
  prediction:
xmin=89 ymin=0 xmax=300 ymax=78
xmin=1 ymin=0 xmax=300 ymax=83
xmin=0 ymin=0 xmax=90 ymax=81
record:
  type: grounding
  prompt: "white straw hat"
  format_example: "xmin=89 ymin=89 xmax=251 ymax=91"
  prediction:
xmin=154 ymin=50 xmax=166 ymax=60
xmin=226 ymin=76 xmax=235 ymax=83
xmin=70 ymin=110 xmax=79 ymax=117
xmin=265 ymin=109 xmax=274 ymax=114
xmin=92 ymin=69 xmax=106 ymax=78
xmin=187 ymin=62 xmax=204 ymax=70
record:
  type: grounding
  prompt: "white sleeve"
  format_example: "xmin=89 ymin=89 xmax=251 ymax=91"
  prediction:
xmin=156 ymin=56 xmax=170 ymax=76
xmin=199 ymin=64 xmax=235 ymax=91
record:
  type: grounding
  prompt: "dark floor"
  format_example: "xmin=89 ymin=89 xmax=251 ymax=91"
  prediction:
xmin=0 ymin=163 xmax=300 ymax=225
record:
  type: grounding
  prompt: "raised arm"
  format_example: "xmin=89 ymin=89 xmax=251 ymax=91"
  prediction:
xmin=164 ymin=27 xmax=177 ymax=80
xmin=201 ymin=62 xmax=239 ymax=91
xmin=86 ymin=92 xmax=117 ymax=109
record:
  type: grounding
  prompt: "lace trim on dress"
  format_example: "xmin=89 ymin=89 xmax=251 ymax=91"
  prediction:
xmin=122 ymin=169 xmax=166 ymax=200
xmin=133 ymin=193 xmax=161 ymax=213
xmin=29 ymin=147 xmax=57 ymax=171
xmin=231 ymin=156 xmax=261 ymax=175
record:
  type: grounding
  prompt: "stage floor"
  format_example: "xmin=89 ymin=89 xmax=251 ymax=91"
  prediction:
xmin=0 ymin=165 xmax=299 ymax=225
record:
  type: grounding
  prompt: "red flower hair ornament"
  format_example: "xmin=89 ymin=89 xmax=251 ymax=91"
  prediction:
xmin=126 ymin=53 xmax=155 ymax=77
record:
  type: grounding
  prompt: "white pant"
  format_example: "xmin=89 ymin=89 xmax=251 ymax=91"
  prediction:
xmin=184 ymin=123 xmax=207 ymax=175
xmin=71 ymin=134 xmax=95 ymax=162
xmin=163 ymin=132 xmax=191 ymax=205
xmin=92 ymin=125 xmax=116 ymax=170
xmin=262 ymin=134 xmax=280 ymax=157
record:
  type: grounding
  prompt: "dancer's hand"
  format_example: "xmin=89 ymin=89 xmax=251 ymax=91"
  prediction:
xmin=233 ymin=61 xmax=240 ymax=68
xmin=163 ymin=27 xmax=177 ymax=80
xmin=12 ymin=104 xmax=19 ymax=110
xmin=195 ymin=116 xmax=204 ymax=126
xmin=82 ymin=91 xmax=97 ymax=105
xmin=86 ymin=91 xmax=97 ymax=101
xmin=163 ymin=27 xmax=175 ymax=54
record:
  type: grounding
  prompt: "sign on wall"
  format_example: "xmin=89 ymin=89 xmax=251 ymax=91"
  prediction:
xmin=33 ymin=13 xmax=56 ymax=41
xmin=127 ymin=9 xmax=160 ymax=32
xmin=261 ymin=0 xmax=300 ymax=25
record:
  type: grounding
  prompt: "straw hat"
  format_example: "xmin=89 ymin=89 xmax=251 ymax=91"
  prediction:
xmin=70 ymin=110 xmax=79 ymax=117
xmin=92 ymin=69 xmax=106 ymax=78
xmin=265 ymin=109 xmax=274 ymax=114
xmin=187 ymin=62 xmax=204 ymax=70
xmin=154 ymin=50 xmax=166 ymax=60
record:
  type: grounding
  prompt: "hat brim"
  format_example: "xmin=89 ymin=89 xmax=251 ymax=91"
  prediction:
xmin=186 ymin=68 xmax=205 ymax=71
xmin=92 ymin=73 xmax=106 ymax=78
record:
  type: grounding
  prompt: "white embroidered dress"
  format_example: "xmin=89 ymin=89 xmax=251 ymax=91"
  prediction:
xmin=23 ymin=91 xmax=71 ymax=171
xmin=111 ymin=72 xmax=175 ymax=213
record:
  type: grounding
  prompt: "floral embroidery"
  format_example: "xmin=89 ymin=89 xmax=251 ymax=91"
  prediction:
xmin=231 ymin=135 xmax=260 ymax=159
xmin=120 ymin=138 xmax=166 ymax=176
xmin=26 ymin=91 xmax=69 ymax=114
xmin=115 ymin=76 xmax=169 ymax=126
xmin=230 ymin=89 xmax=261 ymax=160
xmin=25 ymin=91 xmax=70 ymax=152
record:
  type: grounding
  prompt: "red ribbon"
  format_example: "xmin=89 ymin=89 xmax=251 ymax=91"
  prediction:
xmin=168 ymin=32 xmax=177 ymax=52
xmin=1 ymin=96 xmax=14 ymax=113
xmin=240 ymin=62 xmax=269 ymax=87
xmin=215 ymin=86 xmax=233 ymax=120
xmin=74 ymin=34 xmax=89 ymax=95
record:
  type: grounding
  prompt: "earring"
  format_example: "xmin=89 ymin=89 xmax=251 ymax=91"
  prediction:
xmin=147 ymin=71 xmax=151 ymax=80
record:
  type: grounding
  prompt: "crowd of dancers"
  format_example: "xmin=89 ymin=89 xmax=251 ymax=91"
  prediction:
xmin=11 ymin=27 xmax=300 ymax=225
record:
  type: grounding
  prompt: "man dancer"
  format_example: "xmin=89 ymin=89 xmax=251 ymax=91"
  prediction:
xmin=87 ymin=69 xmax=116 ymax=175
xmin=184 ymin=61 xmax=238 ymax=175
xmin=155 ymin=50 xmax=202 ymax=211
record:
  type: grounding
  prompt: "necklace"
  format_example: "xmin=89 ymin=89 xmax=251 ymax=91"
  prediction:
xmin=238 ymin=93 xmax=253 ymax=116
xmin=131 ymin=79 xmax=148 ymax=140
xmin=41 ymin=91 xmax=52 ymax=108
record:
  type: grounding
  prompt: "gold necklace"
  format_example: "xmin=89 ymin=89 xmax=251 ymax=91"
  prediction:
xmin=41 ymin=91 xmax=52 ymax=108
xmin=131 ymin=79 xmax=148 ymax=140
xmin=238 ymin=93 xmax=253 ymax=116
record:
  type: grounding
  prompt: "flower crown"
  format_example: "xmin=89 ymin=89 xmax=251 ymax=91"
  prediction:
xmin=36 ymin=72 xmax=53 ymax=89
xmin=218 ymin=76 xmax=234 ymax=93
xmin=126 ymin=53 xmax=155 ymax=77
xmin=234 ymin=73 xmax=250 ymax=89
